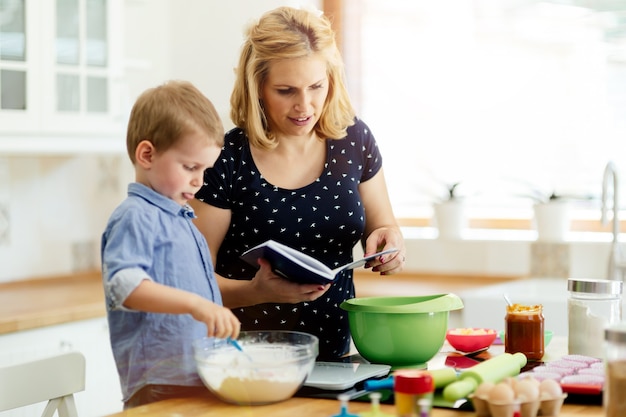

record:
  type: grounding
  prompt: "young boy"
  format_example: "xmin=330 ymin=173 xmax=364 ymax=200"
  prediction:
xmin=101 ymin=80 xmax=240 ymax=408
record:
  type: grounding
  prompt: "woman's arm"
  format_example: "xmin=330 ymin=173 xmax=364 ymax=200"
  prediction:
xmin=358 ymin=168 xmax=406 ymax=275
xmin=189 ymin=200 xmax=330 ymax=308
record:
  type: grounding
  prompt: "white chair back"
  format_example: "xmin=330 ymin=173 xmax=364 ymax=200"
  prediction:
xmin=0 ymin=351 xmax=86 ymax=417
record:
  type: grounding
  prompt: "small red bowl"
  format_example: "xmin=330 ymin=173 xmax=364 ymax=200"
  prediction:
xmin=446 ymin=328 xmax=497 ymax=352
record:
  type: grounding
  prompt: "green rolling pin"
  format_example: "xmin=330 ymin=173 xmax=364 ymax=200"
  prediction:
xmin=442 ymin=352 xmax=527 ymax=402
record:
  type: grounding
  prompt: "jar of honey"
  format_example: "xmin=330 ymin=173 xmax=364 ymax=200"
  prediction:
xmin=505 ymin=303 xmax=544 ymax=361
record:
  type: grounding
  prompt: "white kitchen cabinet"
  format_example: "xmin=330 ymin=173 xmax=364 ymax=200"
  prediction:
xmin=0 ymin=318 xmax=123 ymax=417
xmin=0 ymin=0 xmax=127 ymax=154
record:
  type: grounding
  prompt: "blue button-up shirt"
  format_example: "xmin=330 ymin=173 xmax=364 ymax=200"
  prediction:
xmin=101 ymin=183 xmax=221 ymax=401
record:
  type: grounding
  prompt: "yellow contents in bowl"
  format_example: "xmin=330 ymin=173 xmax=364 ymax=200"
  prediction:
xmin=196 ymin=345 xmax=313 ymax=405
xmin=216 ymin=375 xmax=306 ymax=404
xmin=449 ymin=328 xmax=496 ymax=335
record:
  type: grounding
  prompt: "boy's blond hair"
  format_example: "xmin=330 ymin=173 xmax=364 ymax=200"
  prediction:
xmin=126 ymin=80 xmax=224 ymax=163
xmin=230 ymin=6 xmax=355 ymax=150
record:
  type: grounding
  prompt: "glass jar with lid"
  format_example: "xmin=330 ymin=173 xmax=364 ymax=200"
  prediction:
xmin=505 ymin=303 xmax=545 ymax=361
xmin=568 ymin=278 xmax=622 ymax=358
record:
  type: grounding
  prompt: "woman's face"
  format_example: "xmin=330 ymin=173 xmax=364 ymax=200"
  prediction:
xmin=260 ymin=54 xmax=329 ymax=140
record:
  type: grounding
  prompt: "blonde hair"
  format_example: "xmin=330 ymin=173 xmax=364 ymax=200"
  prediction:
xmin=230 ymin=6 xmax=355 ymax=149
xmin=126 ymin=80 xmax=224 ymax=163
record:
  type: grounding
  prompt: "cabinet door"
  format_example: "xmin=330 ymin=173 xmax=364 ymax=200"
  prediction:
xmin=0 ymin=0 xmax=42 ymax=132
xmin=41 ymin=0 xmax=125 ymax=136
xmin=0 ymin=0 xmax=126 ymax=152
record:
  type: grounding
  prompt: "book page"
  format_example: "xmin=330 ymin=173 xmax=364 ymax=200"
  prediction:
xmin=240 ymin=241 xmax=399 ymax=284
xmin=332 ymin=248 xmax=399 ymax=275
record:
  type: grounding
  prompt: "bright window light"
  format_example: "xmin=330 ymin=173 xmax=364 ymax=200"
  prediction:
xmin=343 ymin=0 xmax=626 ymax=220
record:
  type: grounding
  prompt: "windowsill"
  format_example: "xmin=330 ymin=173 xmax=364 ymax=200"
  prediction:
xmin=401 ymin=226 xmax=617 ymax=243
xmin=396 ymin=226 xmax=619 ymax=279
xmin=397 ymin=216 xmax=623 ymax=234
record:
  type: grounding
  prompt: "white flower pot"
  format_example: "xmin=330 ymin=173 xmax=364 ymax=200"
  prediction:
xmin=533 ymin=201 xmax=570 ymax=242
xmin=434 ymin=200 xmax=467 ymax=239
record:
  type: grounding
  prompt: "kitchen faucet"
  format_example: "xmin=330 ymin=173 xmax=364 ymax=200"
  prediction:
xmin=601 ymin=161 xmax=626 ymax=281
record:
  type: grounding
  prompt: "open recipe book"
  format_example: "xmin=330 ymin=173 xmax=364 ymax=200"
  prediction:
xmin=240 ymin=240 xmax=399 ymax=285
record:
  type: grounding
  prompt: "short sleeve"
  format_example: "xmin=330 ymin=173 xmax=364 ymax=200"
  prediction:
xmin=195 ymin=129 xmax=245 ymax=209
xmin=101 ymin=205 xmax=156 ymax=309
xmin=352 ymin=118 xmax=383 ymax=182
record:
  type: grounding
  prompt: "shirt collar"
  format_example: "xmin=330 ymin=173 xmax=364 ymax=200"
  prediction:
xmin=127 ymin=183 xmax=197 ymax=219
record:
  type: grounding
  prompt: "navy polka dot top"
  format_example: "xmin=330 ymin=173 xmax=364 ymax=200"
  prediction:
xmin=195 ymin=118 xmax=383 ymax=359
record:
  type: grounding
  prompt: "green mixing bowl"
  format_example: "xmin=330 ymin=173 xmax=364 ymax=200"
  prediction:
xmin=340 ymin=294 xmax=464 ymax=369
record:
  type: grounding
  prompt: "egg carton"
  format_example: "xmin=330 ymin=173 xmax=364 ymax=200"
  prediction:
xmin=469 ymin=381 xmax=566 ymax=417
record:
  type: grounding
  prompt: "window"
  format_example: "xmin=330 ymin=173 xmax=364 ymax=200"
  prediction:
xmin=339 ymin=0 xmax=626 ymax=229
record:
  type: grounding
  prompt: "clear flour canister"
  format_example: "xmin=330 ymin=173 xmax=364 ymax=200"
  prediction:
xmin=605 ymin=323 xmax=626 ymax=417
xmin=568 ymin=278 xmax=623 ymax=358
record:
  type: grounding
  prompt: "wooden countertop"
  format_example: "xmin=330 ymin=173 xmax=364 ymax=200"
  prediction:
xmin=0 ymin=269 xmax=518 ymax=335
xmin=107 ymin=338 xmax=603 ymax=417
xmin=1 ymin=271 xmax=600 ymax=416
xmin=0 ymin=270 xmax=105 ymax=334
xmin=104 ymin=393 xmax=603 ymax=417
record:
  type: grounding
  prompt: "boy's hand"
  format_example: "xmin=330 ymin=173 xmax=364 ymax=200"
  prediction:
xmin=191 ymin=298 xmax=241 ymax=339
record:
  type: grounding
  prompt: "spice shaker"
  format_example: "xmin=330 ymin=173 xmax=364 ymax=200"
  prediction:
xmin=505 ymin=303 xmax=544 ymax=361
xmin=604 ymin=322 xmax=626 ymax=417
xmin=394 ymin=370 xmax=434 ymax=417
xmin=568 ymin=278 xmax=622 ymax=358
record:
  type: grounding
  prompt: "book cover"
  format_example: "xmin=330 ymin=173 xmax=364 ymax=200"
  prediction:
xmin=239 ymin=239 xmax=399 ymax=285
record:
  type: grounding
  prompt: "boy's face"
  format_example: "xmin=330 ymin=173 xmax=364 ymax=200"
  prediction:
xmin=145 ymin=131 xmax=221 ymax=206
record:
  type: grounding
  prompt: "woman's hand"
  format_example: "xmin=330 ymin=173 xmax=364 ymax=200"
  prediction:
xmin=363 ymin=226 xmax=406 ymax=275
xmin=358 ymin=169 xmax=406 ymax=276
xmin=249 ymin=258 xmax=331 ymax=304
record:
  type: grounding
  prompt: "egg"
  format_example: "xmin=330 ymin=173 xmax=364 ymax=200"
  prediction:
xmin=474 ymin=381 xmax=495 ymax=399
xmin=515 ymin=378 xmax=540 ymax=401
xmin=539 ymin=378 xmax=563 ymax=399
xmin=488 ymin=382 xmax=515 ymax=403
xmin=518 ymin=374 xmax=541 ymax=387
xmin=502 ymin=376 xmax=518 ymax=391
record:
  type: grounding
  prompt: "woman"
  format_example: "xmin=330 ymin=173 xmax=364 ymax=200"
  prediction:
xmin=191 ymin=6 xmax=405 ymax=360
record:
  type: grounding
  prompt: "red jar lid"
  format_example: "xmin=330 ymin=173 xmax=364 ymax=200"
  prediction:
xmin=394 ymin=370 xmax=434 ymax=394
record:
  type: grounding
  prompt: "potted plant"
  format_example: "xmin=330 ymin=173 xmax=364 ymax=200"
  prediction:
xmin=433 ymin=182 xmax=467 ymax=239
xmin=531 ymin=192 xmax=570 ymax=242
xmin=524 ymin=189 xmax=590 ymax=242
